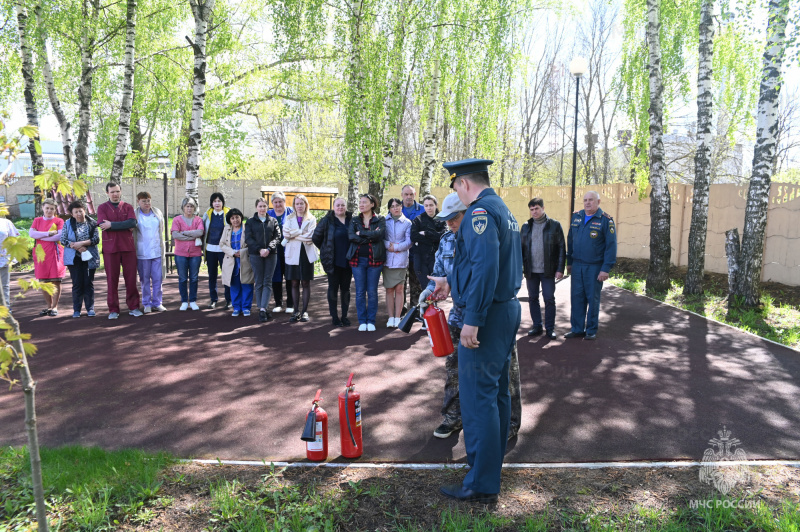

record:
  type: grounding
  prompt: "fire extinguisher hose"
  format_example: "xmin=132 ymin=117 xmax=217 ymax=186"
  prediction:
xmin=345 ymin=388 xmax=357 ymax=449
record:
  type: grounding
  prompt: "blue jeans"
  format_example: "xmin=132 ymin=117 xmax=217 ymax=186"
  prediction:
xmin=526 ymin=274 xmax=556 ymax=330
xmin=175 ymin=255 xmax=201 ymax=303
xmin=351 ymin=256 xmax=381 ymax=325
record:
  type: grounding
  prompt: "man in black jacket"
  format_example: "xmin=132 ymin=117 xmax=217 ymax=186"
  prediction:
xmin=520 ymin=197 xmax=566 ymax=339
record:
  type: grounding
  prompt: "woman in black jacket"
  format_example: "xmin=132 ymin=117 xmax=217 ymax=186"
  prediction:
xmin=312 ymin=198 xmax=353 ymax=327
xmin=410 ymin=194 xmax=446 ymax=291
xmin=245 ymin=197 xmax=282 ymax=322
xmin=347 ymin=194 xmax=386 ymax=332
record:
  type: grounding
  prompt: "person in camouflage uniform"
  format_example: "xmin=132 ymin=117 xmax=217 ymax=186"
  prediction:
xmin=419 ymin=193 xmax=522 ymax=440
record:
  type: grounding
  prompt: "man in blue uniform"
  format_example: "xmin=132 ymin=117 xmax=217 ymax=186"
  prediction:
xmin=430 ymin=159 xmax=522 ymax=503
xmin=565 ymin=191 xmax=617 ymax=340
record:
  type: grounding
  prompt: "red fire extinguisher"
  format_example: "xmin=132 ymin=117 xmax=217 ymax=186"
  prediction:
xmin=338 ymin=373 xmax=362 ymax=458
xmin=423 ymin=301 xmax=454 ymax=357
xmin=300 ymin=389 xmax=328 ymax=461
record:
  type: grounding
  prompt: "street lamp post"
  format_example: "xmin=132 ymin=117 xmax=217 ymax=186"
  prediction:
xmin=569 ymin=57 xmax=588 ymax=215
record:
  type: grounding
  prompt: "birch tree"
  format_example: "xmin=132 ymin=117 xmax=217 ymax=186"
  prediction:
xmin=419 ymin=19 xmax=443 ymax=196
xmin=342 ymin=0 xmax=369 ymax=211
xmin=185 ymin=0 xmax=215 ymax=201
xmin=35 ymin=7 xmax=77 ymax=179
xmin=730 ymin=0 xmax=791 ymax=306
xmin=109 ymin=0 xmax=138 ymax=183
xmin=15 ymin=1 xmax=44 ymax=213
xmin=684 ymin=0 xmax=714 ymax=296
xmin=645 ymin=0 xmax=671 ymax=295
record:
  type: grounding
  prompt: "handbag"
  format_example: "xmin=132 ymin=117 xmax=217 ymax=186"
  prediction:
xmin=80 ymin=250 xmax=92 ymax=261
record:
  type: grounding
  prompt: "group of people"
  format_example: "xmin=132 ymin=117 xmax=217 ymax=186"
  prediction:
xmin=19 ymin=181 xmax=455 ymax=330
xmin=14 ymin=161 xmax=619 ymax=505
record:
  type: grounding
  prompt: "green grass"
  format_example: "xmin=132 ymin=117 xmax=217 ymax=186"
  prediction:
xmin=0 ymin=445 xmax=174 ymax=531
xmin=2 ymin=447 xmax=799 ymax=530
xmin=608 ymin=272 xmax=800 ymax=350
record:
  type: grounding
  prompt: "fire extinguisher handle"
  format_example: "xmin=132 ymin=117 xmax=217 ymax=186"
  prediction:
xmin=345 ymin=373 xmax=354 ymax=388
xmin=313 ymin=388 xmax=322 ymax=404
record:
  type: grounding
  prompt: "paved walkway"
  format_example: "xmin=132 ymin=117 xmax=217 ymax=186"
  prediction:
xmin=2 ymin=272 xmax=799 ymax=464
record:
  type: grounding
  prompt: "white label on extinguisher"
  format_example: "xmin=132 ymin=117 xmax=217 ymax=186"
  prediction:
xmin=307 ymin=421 xmax=323 ymax=451
xmin=355 ymin=400 xmax=362 ymax=427
xmin=424 ymin=317 xmax=434 ymax=346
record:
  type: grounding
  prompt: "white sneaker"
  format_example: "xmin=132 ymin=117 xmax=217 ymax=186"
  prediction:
xmin=392 ymin=317 xmax=400 ymax=327
xmin=154 ymin=305 xmax=167 ymax=312
xmin=387 ymin=318 xmax=395 ymax=328
xmin=273 ymin=306 xmax=283 ymax=313
xmin=367 ymin=323 xmax=376 ymax=332
xmin=130 ymin=309 xmax=143 ymax=317
xmin=358 ymin=324 xmax=367 ymax=332
xmin=189 ymin=302 xmax=200 ymax=311
xmin=179 ymin=302 xmax=189 ymax=311
xmin=143 ymin=306 xmax=152 ymax=314
xmin=285 ymin=307 xmax=294 ymax=314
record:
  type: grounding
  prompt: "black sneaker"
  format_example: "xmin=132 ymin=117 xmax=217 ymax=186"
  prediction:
xmin=290 ymin=313 xmax=300 ymax=323
xmin=224 ymin=301 xmax=231 ymax=310
xmin=341 ymin=317 xmax=351 ymax=327
xmin=433 ymin=421 xmax=462 ymax=439
xmin=259 ymin=310 xmax=267 ymax=322
xmin=209 ymin=301 xmax=217 ymax=309
xmin=545 ymin=330 xmax=558 ymax=339
xmin=332 ymin=317 xmax=343 ymax=327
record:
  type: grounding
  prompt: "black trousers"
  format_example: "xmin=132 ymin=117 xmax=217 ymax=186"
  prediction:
xmin=67 ymin=258 xmax=95 ymax=313
xmin=326 ymin=265 xmax=352 ymax=319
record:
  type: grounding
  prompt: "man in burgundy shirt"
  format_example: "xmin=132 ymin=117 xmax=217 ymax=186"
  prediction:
xmin=97 ymin=182 xmax=142 ymax=319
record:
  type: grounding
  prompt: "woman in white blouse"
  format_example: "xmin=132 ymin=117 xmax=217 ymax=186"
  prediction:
xmin=282 ymin=194 xmax=318 ymax=322
xmin=134 ymin=192 xmax=167 ymax=313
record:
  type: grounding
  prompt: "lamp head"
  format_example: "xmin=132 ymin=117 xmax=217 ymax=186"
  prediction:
xmin=569 ymin=57 xmax=588 ymax=78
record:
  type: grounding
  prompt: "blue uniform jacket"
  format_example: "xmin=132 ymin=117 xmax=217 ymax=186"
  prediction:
xmin=426 ymin=230 xmax=463 ymax=327
xmin=450 ymin=188 xmax=522 ymax=328
xmin=566 ymin=207 xmax=617 ymax=272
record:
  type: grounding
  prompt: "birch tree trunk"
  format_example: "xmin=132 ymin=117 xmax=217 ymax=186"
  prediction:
xmin=186 ymin=0 xmax=215 ymax=202
xmin=130 ymin=114 xmax=147 ymax=179
xmin=684 ymin=0 xmax=714 ymax=296
xmin=419 ymin=22 xmax=443 ymax=196
xmin=344 ymin=0 xmax=366 ymax=212
xmin=732 ymin=0 xmax=789 ymax=306
xmin=110 ymin=0 xmax=138 ymax=184
xmin=0 ymin=284 xmax=49 ymax=532
xmin=35 ymin=6 xmax=76 ymax=179
xmin=16 ymin=1 xmax=44 ymax=216
xmin=645 ymin=0 xmax=672 ymax=295
xmin=75 ymin=35 xmax=95 ymax=179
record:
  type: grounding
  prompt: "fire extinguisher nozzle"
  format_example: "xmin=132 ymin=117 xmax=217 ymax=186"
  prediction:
xmin=300 ymin=406 xmax=318 ymax=442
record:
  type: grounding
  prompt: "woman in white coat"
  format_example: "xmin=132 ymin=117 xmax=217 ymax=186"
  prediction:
xmin=282 ymin=194 xmax=318 ymax=322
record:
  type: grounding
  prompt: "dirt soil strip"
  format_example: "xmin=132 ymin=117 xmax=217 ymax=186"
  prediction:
xmin=2 ymin=271 xmax=800 ymax=464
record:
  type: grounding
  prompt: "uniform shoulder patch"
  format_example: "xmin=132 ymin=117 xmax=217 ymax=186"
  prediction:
xmin=603 ymin=212 xmax=613 ymax=220
xmin=472 ymin=215 xmax=488 ymax=235
xmin=471 ymin=208 xmax=487 ymax=215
